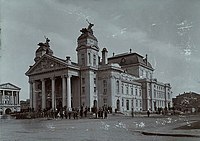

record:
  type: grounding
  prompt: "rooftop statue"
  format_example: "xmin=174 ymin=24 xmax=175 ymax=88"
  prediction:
xmin=38 ymin=36 xmax=50 ymax=47
xmin=44 ymin=36 xmax=50 ymax=47
xmin=80 ymin=19 xmax=94 ymax=34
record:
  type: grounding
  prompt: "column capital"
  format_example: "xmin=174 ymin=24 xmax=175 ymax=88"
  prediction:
xmin=40 ymin=78 xmax=46 ymax=82
xmin=50 ymin=76 xmax=56 ymax=80
xmin=66 ymin=74 xmax=72 ymax=78
xmin=61 ymin=75 xmax=66 ymax=78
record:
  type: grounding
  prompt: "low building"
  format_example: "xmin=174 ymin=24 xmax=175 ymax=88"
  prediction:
xmin=0 ymin=83 xmax=21 ymax=114
xmin=173 ymin=92 xmax=200 ymax=113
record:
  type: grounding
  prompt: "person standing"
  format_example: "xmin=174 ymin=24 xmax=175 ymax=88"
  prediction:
xmin=147 ymin=110 xmax=150 ymax=117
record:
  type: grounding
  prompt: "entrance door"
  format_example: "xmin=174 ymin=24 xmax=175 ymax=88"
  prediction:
xmin=93 ymin=100 xmax=97 ymax=108
xmin=116 ymin=99 xmax=120 ymax=111
xmin=5 ymin=108 xmax=11 ymax=114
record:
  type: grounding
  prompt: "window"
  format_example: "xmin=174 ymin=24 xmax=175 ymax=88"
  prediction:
xmin=116 ymin=81 xmax=120 ymax=93
xmin=131 ymin=87 xmax=133 ymax=95
xmin=82 ymin=87 xmax=85 ymax=95
xmin=82 ymin=78 xmax=85 ymax=84
xmin=81 ymin=54 xmax=85 ymax=66
xmin=121 ymin=84 xmax=124 ymax=94
xmin=103 ymin=80 xmax=107 ymax=88
xmin=94 ymin=87 xmax=96 ymax=93
xmin=88 ymin=53 xmax=91 ymax=64
xmin=126 ymin=100 xmax=129 ymax=110
xmin=103 ymin=88 xmax=107 ymax=94
xmin=136 ymin=100 xmax=138 ymax=107
xmin=122 ymin=99 xmax=124 ymax=107
xmin=135 ymin=88 xmax=138 ymax=96
xmin=139 ymin=89 xmax=142 ymax=96
xmin=93 ymin=54 xmax=96 ymax=66
xmin=103 ymin=98 xmax=107 ymax=105
xmin=140 ymin=100 xmax=142 ymax=107
xmin=126 ymin=86 xmax=129 ymax=95
xmin=131 ymin=99 xmax=134 ymax=107
xmin=94 ymin=78 xmax=96 ymax=85
xmin=154 ymin=90 xmax=156 ymax=98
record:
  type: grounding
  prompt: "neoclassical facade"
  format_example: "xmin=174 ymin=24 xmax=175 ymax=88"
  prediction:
xmin=0 ymin=83 xmax=20 ymax=115
xmin=26 ymin=23 xmax=172 ymax=113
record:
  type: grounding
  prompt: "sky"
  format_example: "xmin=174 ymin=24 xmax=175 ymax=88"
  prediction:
xmin=1 ymin=0 xmax=200 ymax=100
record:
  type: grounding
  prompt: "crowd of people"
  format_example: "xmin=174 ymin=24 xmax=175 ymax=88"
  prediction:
xmin=15 ymin=105 xmax=112 ymax=119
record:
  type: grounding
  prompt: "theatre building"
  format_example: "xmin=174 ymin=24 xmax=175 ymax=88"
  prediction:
xmin=0 ymin=83 xmax=20 ymax=115
xmin=26 ymin=23 xmax=172 ymax=113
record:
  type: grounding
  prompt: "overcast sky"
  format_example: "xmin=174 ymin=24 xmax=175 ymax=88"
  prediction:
xmin=1 ymin=0 xmax=200 ymax=100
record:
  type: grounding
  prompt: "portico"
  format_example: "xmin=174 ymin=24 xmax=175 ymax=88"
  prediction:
xmin=26 ymin=53 xmax=80 ymax=112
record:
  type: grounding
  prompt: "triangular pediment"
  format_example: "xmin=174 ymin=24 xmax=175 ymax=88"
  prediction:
xmin=26 ymin=54 xmax=67 ymax=76
xmin=0 ymin=83 xmax=21 ymax=90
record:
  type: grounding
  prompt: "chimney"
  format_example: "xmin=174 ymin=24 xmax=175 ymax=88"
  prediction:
xmin=102 ymin=48 xmax=108 ymax=65
xmin=66 ymin=56 xmax=71 ymax=65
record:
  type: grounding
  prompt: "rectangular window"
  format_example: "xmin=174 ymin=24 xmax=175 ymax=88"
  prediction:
xmin=103 ymin=89 xmax=107 ymax=94
xmin=135 ymin=88 xmax=138 ymax=96
xmin=103 ymin=98 xmax=107 ymax=105
xmin=126 ymin=100 xmax=129 ymax=110
xmin=131 ymin=99 xmax=133 ymax=107
xmin=131 ymin=87 xmax=133 ymax=95
xmin=82 ymin=87 xmax=85 ymax=95
xmin=126 ymin=86 xmax=129 ymax=95
xmin=122 ymin=85 xmax=124 ymax=94
xmin=94 ymin=87 xmax=96 ymax=93
xmin=116 ymin=81 xmax=120 ymax=93
xmin=139 ymin=89 xmax=142 ymax=96
xmin=136 ymin=100 xmax=138 ymax=107
xmin=88 ymin=53 xmax=91 ymax=64
xmin=103 ymin=80 xmax=107 ymax=88
xmin=82 ymin=78 xmax=85 ymax=84
xmin=94 ymin=78 xmax=96 ymax=85
xmin=81 ymin=54 xmax=85 ymax=66
xmin=93 ymin=54 xmax=96 ymax=66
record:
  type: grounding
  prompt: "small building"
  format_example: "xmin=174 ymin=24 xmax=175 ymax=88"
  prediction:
xmin=173 ymin=92 xmax=200 ymax=113
xmin=0 ymin=83 xmax=21 ymax=115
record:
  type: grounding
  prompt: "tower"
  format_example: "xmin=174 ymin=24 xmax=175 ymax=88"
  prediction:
xmin=76 ymin=22 xmax=99 ymax=108
xmin=34 ymin=37 xmax=53 ymax=62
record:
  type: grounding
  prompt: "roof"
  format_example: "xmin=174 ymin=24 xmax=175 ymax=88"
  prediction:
xmin=0 ymin=83 xmax=21 ymax=90
xmin=26 ymin=54 xmax=79 ymax=76
xmin=176 ymin=92 xmax=200 ymax=98
xmin=108 ymin=52 xmax=153 ymax=69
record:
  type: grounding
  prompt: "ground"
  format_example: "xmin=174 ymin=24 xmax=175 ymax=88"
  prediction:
xmin=0 ymin=114 xmax=200 ymax=141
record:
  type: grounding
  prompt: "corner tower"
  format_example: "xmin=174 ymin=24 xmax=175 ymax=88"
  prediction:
xmin=34 ymin=38 xmax=53 ymax=62
xmin=76 ymin=22 xmax=99 ymax=68
xmin=76 ymin=23 xmax=99 ymax=109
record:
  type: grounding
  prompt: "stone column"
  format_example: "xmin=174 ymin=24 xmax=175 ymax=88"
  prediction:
xmin=17 ymin=92 xmax=19 ymax=105
xmin=41 ymin=79 xmax=46 ymax=110
xmin=29 ymin=81 xmax=33 ymax=109
xmin=51 ymin=77 xmax=55 ymax=111
xmin=12 ymin=91 xmax=14 ymax=105
xmin=62 ymin=75 xmax=67 ymax=108
xmin=33 ymin=81 xmax=37 ymax=111
xmin=67 ymin=75 xmax=72 ymax=110
xmin=0 ymin=91 xmax=2 ymax=104
xmin=2 ymin=90 xmax=5 ymax=104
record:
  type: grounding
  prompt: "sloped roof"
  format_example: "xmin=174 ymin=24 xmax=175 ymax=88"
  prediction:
xmin=0 ymin=83 xmax=21 ymax=90
xmin=26 ymin=54 xmax=79 ymax=76
xmin=108 ymin=52 xmax=153 ymax=69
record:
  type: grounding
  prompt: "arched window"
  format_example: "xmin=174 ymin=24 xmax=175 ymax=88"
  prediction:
xmin=116 ymin=81 xmax=119 ymax=93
